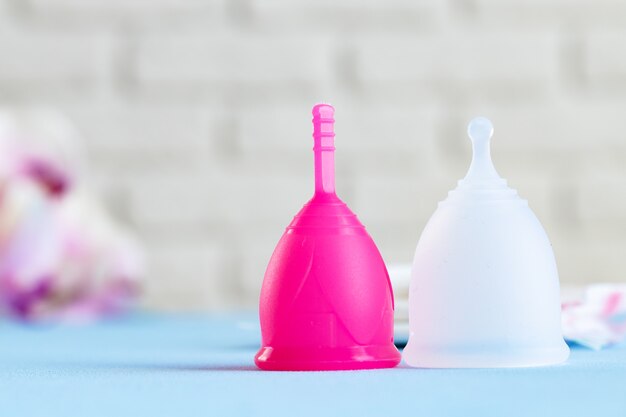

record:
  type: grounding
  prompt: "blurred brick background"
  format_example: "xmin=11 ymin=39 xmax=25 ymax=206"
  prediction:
xmin=1 ymin=0 xmax=626 ymax=310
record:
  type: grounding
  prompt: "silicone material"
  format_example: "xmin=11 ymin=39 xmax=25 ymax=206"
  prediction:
xmin=403 ymin=117 xmax=570 ymax=368
xmin=255 ymin=104 xmax=401 ymax=371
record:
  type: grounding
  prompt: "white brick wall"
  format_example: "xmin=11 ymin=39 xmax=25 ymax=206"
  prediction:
xmin=1 ymin=0 xmax=626 ymax=310
xmin=584 ymin=32 xmax=626 ymax=89
xmin=0 ymin=31 xmax=101 ymax=87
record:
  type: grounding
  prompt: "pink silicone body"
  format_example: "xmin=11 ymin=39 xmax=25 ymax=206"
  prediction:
xmin=255 ymin=104 xmax=400 ymax=371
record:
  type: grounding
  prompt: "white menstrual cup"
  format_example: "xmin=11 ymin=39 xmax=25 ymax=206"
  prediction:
xmin=403 ymin=117 xmax=570 ymax=368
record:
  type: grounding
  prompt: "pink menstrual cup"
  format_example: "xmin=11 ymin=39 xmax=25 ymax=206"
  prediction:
xmin=255 ymin=104 xmax=401 ymax=371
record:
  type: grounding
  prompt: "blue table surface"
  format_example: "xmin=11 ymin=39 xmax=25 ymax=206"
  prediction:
xmin=1 ymin=313 xmax=625 ymax=417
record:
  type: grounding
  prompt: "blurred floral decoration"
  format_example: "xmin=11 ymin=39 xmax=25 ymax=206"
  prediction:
xmin=0 ymin=109 xmax=143 ymax=322
xmin=562 ymin=285 xmax=626 ymax=350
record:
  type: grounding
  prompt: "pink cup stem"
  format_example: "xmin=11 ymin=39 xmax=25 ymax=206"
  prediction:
xmin=312 ymin=104 xmax=336 ymax=195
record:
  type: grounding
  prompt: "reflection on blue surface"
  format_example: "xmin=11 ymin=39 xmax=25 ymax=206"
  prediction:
xmin=1 ymin=313 xmax=625 ymax=417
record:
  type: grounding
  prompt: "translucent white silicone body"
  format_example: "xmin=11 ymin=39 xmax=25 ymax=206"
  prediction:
xmin=403 ymin=117 xmax=570 ymax=368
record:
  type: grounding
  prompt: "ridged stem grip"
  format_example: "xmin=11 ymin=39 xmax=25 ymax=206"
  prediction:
xmin=312 ymin=104 xmax=336 ymax=195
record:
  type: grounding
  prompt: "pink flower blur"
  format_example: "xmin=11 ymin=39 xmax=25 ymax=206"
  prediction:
xmin=0 ymin=110 xmax=143 ymax=322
